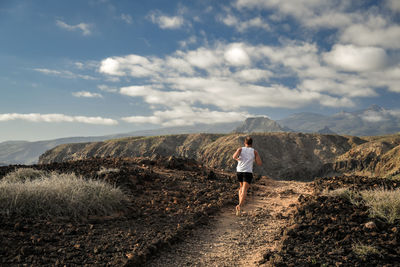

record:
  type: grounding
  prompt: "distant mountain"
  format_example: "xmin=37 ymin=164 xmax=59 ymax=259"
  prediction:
xmin=279 ymin=105 xmax=400 ymax=136
xmin=0 ymin=136 xmax=110 ymax=165
xmin=0 ymin=121 xmax=242 ymax=165
xmin=234 ymin=117 xmax=291 ymax=133
xmin=317 ymin=126 xmax=336 ymax=134
xmin=3 ymin=104 xmax=400 ymax=165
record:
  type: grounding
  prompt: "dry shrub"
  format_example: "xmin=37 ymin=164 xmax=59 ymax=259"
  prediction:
xmin=2 ymin=168 xmax=47 ymax=183
xmin=0 ymin=171 xmax=127 ymax=220
xmin=97 ymin=166 xmax=120 ymax=175
xmin=360 ymin=188 xmax=400 ymax=224
xmin=321 ymin=187 xmax=361 ymax=205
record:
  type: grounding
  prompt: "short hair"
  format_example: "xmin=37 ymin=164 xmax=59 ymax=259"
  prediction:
xmin=244 ymin=136 xmax=253 ymax=145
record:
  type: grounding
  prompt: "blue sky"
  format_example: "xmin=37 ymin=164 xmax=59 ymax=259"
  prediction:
xmin=1 ymin=0 xmax=400 ymax=142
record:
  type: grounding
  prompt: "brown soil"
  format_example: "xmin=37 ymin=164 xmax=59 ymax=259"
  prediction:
xmin=144 ymin=177 xmax=312 ymax=267
xmin=3 ymin=157 xmax=399 ymax=266
xmin=0 ymin=157 xmax=237 ymax=266
xmin=264 ymin=175 xmax=400 ymax=266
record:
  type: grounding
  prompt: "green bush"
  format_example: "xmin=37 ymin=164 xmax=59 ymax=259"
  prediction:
xmin=0 ymin=171 xmax=127 ymax=219
xmin=360 ymin=188 xmax=400 ymax=224
xmin=2 ymin=168 xmax=47 ymax=183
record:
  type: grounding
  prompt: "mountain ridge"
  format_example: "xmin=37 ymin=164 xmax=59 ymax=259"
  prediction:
xmin=39 ymin=132 xmax=365 ymax=180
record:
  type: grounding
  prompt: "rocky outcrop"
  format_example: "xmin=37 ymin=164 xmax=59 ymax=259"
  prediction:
xmin=40 ymin=133 xmax=363 ymax=180
xmin=329 ymin=135 xmax=400 ymax=177
xmin=233 ymin=117 xmax=290 ymax=133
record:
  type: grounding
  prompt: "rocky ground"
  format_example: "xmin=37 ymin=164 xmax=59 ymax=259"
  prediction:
xmin=144 ymin=177 xmax=312 ymax=267
xmin=263 ymin=175 xmax=400 ymax=266
xmin=0 ymin=157 xmax=237 ymax=266
xmin=2 ymin=157 xmax=400 ymax=266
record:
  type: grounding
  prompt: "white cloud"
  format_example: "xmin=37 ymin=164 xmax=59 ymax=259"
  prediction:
xmin=121 ymin=14 xmax=133 ymax=24
xmin=72 ymin=91 xmax=103 ymax=98
xmin=234 ymin=0 xmax=364 ymax=29
xmin=184 ymin=47 xmax=223 ymax=69
xmin=234 ymin=69 xmax=272 ymax=82
xmin=340 ymin=21 xmax=400 ymax=49
xmin=56 ymin=20 xmax=92 ymax=36
xmin=0 ymin=113 xmax=117 ymax=125
xmin=224 ymin=44 xmax=251 ymax=66
xmin=97 ymin=84 xmax=118 ymax=93
xmin=99 ymin=55 xmax=159 ymax=77
xmin=323 ymin=44 xmax=388 ymax=72
xmin=179 ymin=35 xmax=197 ymax=48
xmin=149 ymin=12 xmax=184 ymax=29
xmin=299 ymin=78 xmax=377 ymax=98
xmin=122 ymin=105 xmax=249 ymax=126
xmin=34 ymin=68 xmax=96 ymax=80
xmin=361 ymin=112 xmax=387 ymax=123
xmin=219 ymin=14 xmax=270 ymax=32
xmin=100 ymin=40 xmax=397 ymax=127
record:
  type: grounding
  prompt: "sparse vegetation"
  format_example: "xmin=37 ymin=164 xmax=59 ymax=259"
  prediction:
xmin=97 ymin=166 xmax=120 ymax=175
xmin=385 ymin=173 xmax=400 ymax=181
xmin=360 ymin=188 xmax=400 ymax=224
xmin=0 ymin=170 xmax=127 ymax=219
xmin=323 ymin=187 xmax=400 ymax=224
xmin=321 ymin=187 xmax=362 ymax=206
xmin=352 ymin=242 xmax=381 ymax=260
xmin=2 ymin=168 xmax=47 ymax=183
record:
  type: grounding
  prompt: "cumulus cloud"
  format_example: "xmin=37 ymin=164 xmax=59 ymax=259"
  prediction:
xmin=149 ymin=12 xmax=184 ymax=29
xmin=234 ymin=0 xmax=362 ymax=29
xmin=56 ymin=20 xmax=92 ymax=36
xmin=0 ymin=113 xmax=117 ymax=125
xmin=122 ymin=105 xmax=249 ymax=126
xmin=98 ymin=39 xmax=399 ymax=126
xmin=224 ymin=44 xmax=251 ymax=66
xmin=340 ymin=21 xmax=400 ymax=49
xmin=323 ymin=44 xmax=388 ymax=72
xmin=219 ymin=14 xmax=270 ymax=32
xmin=72 ymin=91 xmax=103 ymax=98
xmin=34 ymin=68 xmax=96 ymax=80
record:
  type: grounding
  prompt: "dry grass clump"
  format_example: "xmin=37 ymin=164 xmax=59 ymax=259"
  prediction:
xmin=321 ymin=187 xmax=361 ymax=205
xmin=97 ymin=166 xmax=120 ymax=175
xmin=2 ymin=168 xmax=47 ymax=183
xmin=0 ymin=170 xmax=127 ymax=220
xmin=352 ymin=242 xmax=381 ymax=260
xmin=324 ymin=187 xmax=400 ymax=224
xmin=360 ymin=188 xmax=400 ymax=224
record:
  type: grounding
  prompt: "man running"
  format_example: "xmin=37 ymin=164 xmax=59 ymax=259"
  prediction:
xmin=232 ymin=136 xmax=262 ymax=215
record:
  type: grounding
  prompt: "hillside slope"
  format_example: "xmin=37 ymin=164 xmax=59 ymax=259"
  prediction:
xmin=39 ymin=133 xmax=364 ymax=180
xmin=233 ymin=117 xmax=290 ymax=133
xmin=0 ymin=122 xmax=241 ymax=165
xmin=328 ymin=134 xmax=400 ymax=177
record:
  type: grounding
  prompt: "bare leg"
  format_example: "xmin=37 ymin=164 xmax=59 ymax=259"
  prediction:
xmin=239 ymin=182 xmax=250 ymax=207
xmin=236 ymin=182 xmax=243 ymax=215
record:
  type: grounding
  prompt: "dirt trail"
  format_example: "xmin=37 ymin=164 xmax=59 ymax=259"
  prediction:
xmin=145 ymin=177 xmax=313 ymax=267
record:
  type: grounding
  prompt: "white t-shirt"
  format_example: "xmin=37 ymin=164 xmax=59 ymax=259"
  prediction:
xmin=236 ymin=146 xmax=255 ymax=173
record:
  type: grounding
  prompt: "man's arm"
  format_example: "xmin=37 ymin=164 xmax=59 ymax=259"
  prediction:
xmin=254 ymin=150 xmax=262 ymax=166
xmin=233 ymin=147 xmax=242 ymax=161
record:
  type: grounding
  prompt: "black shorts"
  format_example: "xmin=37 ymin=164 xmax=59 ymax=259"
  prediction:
xmin=237 ymin=172 xmax=253 ymax=184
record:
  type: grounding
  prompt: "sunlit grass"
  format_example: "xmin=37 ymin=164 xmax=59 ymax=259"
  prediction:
xmin=360 ymin=188 xmax=400 ymax=224
xmin=0 ymin=169 xmax=127 ymax=220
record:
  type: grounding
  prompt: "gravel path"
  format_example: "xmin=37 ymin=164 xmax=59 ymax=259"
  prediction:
xmin=145 ymin=177 xmax=312 ymax=267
